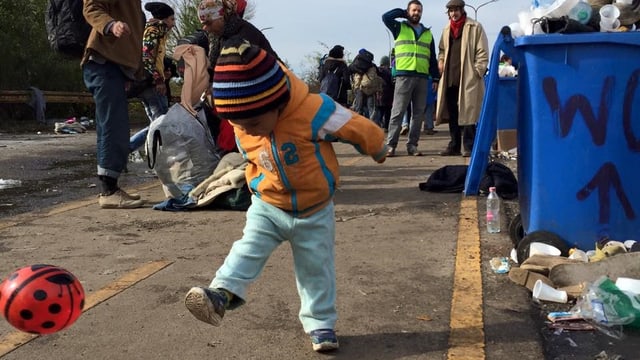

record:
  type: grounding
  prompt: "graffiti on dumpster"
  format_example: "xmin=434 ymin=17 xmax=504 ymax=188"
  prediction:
xmin=624 ymin=69 xmax=640 ymax=152
xmin=542 ymin=75 xmax=638 ymax=224
xmin=576 ymin=162 xmax=636 ymax=223
xmin=542 ymin=76 xmax=612 ymax=146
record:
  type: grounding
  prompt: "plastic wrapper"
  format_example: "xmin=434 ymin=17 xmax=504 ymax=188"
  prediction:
xmin=571 ymin=276 xmax=640 ymax=338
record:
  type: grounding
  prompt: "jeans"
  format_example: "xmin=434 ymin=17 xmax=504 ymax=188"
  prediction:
xmin=387 ymin=76 xmax=428 ymax=150
xmin=352 ymin=90 xmax=376 ymax=120
xmin=130 ymin=87 xmax=169 ymax=152
xmin=211 ymin=196 xmax=337 ymax=333
xmin=83 ymin=61 xmax=130 ymax=178
xmin=424 ymin=101 xmax=435 ymax=131
xmin=373 ymin=105 xmax=391 ymax=130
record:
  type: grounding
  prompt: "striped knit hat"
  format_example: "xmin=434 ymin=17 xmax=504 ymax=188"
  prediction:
xmin=213 ymin=39 xmax=289 ymax=120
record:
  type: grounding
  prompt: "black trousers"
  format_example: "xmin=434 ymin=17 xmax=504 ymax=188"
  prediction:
xmin=445 ymin=86 xmax=476 ymax=152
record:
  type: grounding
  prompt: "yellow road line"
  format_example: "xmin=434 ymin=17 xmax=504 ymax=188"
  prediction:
xmin=0 ymin=260 xmax=173 ymax=357
xmin=447 ymin=196 xmax=485 ymax=359
xmin=0 ymin=182 xmax=158 ymax=230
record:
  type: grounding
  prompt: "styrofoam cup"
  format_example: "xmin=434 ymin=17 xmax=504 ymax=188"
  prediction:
xmin=568 ymin=249 xmax=589 ymax=262
xmin=600 ymin=19 xmax=621 ymax=31
xmin=529 ymin=242 xmax=562 ymax=257
xmin=615 ymin=277 xmax=640 ymax=295
xmin=532 ymin=279 xmax=568 ymax=303
xmin=599 ymin=5 xmax=620 ymax=24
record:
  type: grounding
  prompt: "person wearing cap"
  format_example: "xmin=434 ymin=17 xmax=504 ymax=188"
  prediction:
xmin=436 ymin=0 xmax=489 ymax=157
xmin=197 ymin=0 xmax=279 ymax=72
xmin=318 ymin=45 xmax=351 ymax=106
xmin=382 ymin=0 xmax=440 ymax=157
xmin=81 ymin=0 xmax=145 ymax=209
xmin=129 ymin=2 xmax=176 ymax=154
xmin=184 ymin=38 xmax=389 ymax=353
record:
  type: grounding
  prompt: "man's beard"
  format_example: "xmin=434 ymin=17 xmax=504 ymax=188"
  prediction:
xmin=408 ymin=15 xmax=421 ymax=25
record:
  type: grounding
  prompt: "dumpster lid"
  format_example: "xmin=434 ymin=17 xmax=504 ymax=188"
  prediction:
xmin=514 ymin=32 xmax=640 ymax=48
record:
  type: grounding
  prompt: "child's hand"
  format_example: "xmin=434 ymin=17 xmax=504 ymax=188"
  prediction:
xmin=375 ymin=145 xmax=390 ymax=163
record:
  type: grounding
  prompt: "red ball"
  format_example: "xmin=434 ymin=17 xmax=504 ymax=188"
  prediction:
xmin=0 ymin=264 xmax=85 ymax=335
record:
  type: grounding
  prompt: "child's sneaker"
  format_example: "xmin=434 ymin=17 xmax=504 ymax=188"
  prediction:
xmin=309 ymin=329 xmax=339 ymax=352
xmin=184 ymin=287 xmax=228 ymax=326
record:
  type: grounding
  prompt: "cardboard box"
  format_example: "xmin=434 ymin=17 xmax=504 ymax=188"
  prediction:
xmin=497 ymin=129 xmax=517 ymax=152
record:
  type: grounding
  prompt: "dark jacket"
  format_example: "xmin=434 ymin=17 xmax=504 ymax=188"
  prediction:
xmin=318 ymin=58 xmax=351 ymax=106
xmin=377 ymin=65 xmax=394 ymax=107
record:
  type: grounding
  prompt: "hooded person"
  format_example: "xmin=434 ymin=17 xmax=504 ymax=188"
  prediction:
xmin=196 ymin=0 xmax=279 ymax=68
xmin=318 ymin=45 xmax=350 ymax=106
xmin=184 ymin=38 xmax=388 ymax=353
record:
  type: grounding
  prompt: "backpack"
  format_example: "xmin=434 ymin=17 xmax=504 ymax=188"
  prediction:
xmin=350 ymin=50 xmax=374 ymax=74
xmin=359 ymin=67 xmax=384 ymax=96
xmin=45 ymin=0 xmax=92 ymax=58
xmin=479 ymin=162 xmax=518 ymax=200
xmin=319 ymin=68 xmax=342 ymax=100
xmin=146 ymin=103 xmax=221 ymax=199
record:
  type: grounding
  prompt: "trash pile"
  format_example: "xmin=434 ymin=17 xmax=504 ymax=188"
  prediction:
xmin=494 ymin=238 xmax=640 ymax=338
xmin=54 ymin=116 xmax=93 ymax=134
xmin=509 ymin=0 xmax=640 ymax=36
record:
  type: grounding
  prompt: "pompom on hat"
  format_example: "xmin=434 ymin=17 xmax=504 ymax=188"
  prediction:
xmin=213 ymin=38 xmax=290 ymax=120
xmin=145 ymin=2 xmax=174 ymax=20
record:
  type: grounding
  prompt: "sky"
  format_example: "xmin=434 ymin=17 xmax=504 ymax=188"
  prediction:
xmin=247 ymin=0 xmax=533 ymax=75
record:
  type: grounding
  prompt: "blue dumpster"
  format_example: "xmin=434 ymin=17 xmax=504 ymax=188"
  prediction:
xmin=514 ymin=32 xmax=640 ymax=251
xmin=496 ymin=77 xmax=517 ymax=130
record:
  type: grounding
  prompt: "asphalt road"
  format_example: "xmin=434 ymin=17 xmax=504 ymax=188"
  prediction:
xmin=0 ymin=127 xmax=638 ymax=359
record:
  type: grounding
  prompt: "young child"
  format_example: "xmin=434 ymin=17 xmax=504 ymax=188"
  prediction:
xmin=184 ymin=38 xmax=388 ymax=352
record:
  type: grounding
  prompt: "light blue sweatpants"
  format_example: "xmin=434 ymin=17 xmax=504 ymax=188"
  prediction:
xmin=210 ymin=196 xmax=337 ymax=333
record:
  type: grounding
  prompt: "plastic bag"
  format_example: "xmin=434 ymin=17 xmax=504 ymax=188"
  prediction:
xmin=146 ymin=103 xmax=220 ymax=199
xmin=571 ymin=276 xmax=640 ymax=338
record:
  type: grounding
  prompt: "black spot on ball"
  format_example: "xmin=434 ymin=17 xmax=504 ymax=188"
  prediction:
xmin=9 ymin=273 xmax=18 ymax=281
xmin=49 ymin=303 xmax=62 ymax=314
xmin=41 ymin=321 xmax=55 ymax=329
xmin=46 ymin=273 xmax=74 ymax=285
xmin=33 ymin=289 xmax=47 ymax=301
xmin=20 ymin=309 xmax=33 ymax=320
xmin=31 ymin=264 xmax=50 ymax=271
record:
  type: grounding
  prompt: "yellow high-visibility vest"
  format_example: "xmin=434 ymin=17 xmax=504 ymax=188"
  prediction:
xmin=394 ymin=23 xmax=432 ymax=74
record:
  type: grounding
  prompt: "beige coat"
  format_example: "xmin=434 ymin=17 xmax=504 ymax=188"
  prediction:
xmin=436 ymin=18 xmax=489 ymax=126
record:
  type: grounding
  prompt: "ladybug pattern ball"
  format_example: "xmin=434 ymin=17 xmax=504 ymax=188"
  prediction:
xmin=0 ymin=264 xmax=85 ymax=334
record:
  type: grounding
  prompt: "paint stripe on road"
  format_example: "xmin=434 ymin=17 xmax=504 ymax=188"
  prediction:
xmin=447 ymin=196 xmax=485 ymax=359
xmin=0 ymin=182 xmax=158 ymax=231
xmin=0 ymin=259 xmax=173 ymax=357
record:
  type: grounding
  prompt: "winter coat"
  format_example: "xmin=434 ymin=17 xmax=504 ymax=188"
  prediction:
xmin=82 ymin=0 xmax=145 ymax=76
xmin=436 ymin=17 xmax=489 ymax=126
xmin=318 ymin=58 xmax=351 ymax=105
xmin=234 ymin=65 xmax=387 ymax=218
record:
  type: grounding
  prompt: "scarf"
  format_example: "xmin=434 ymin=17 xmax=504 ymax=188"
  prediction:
xmin=450 ymin=14 xmax=466 ymax=39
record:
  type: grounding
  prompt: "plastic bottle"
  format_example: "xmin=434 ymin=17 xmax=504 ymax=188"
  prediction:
xmin=486 ymin=187 xmax=501 ymax=233
xmin=569 ymin=0 xmax=592 ymax=24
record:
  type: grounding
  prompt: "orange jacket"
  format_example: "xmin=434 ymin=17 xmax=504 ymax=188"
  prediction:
xmin=233 ymin=66 xmax=387 ymax=217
